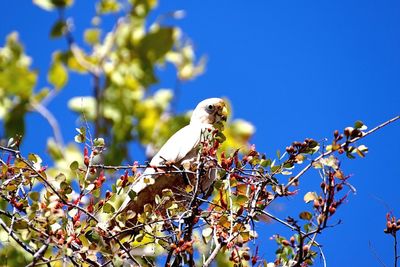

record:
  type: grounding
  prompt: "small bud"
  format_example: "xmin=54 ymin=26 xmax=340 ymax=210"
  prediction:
xmin=290 ymin=236 xmax=295 ymax=245
xmin=303 ymin=245 xmax=310 ymax=253
xmin=334 ymin=130 xmax=339 ymax=138
xmin=329 ymin=206 xmax=336 ymax=215
xmin=344 ymin=127 xmax=353 ymax=137
xmin=336 ymin=184 xmax=343 ymax=191
xmin=320 ymin=182 xmax=326 ymax=190
xmin=242 ymin=252 xmax=251 ymax=261
xmin=282 ymin=239 xmax=290 ymax=246
xmin=313 ymin=199 xmax=320 ymax=209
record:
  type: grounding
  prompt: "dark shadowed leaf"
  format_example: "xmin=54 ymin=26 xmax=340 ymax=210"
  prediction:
xmin=354 ymin=120 xmax=364 ymax=129
xmin=50 ymin=20 xmax=67 ymax=39
xmin=140 ymin=27 xmax=174 ymax=62
xmin=299 ymin=211 xmax=312 ymax=221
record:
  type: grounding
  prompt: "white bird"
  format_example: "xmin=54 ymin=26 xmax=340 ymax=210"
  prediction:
xmin=110 ymin=98 xmax=228 ymax=229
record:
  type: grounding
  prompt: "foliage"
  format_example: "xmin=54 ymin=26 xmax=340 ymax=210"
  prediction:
xmin=0 ymin=114 xmax=397 ymax=266
xmin=0 ymin=0 xmax=399 ymax=267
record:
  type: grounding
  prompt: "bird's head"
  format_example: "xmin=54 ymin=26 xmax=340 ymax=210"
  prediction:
xmin=190 ymin=98 xmax=228 ymax=125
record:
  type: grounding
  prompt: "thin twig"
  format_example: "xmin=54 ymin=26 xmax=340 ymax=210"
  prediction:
xmin=0 ymin=217 xmax=35 ymax=255
xmin=203 ymin=230 xmax=224 ymax=267
xmin=26 ymin=240 xmax=50 ymax=267
xmin=31 ymin=102 xmax=64 ymax=146
xmin=0 ymin=145 xmax=20 ymax=155
xmin=369 ymin=241 xmax=387 ymax=267
xmin=395 ymin=232 xmax=398 ymax=267
xmin=285 ymin=115 xmax=400 ymax=189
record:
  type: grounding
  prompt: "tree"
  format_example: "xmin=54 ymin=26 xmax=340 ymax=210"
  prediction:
xmin=0 ymin=0 xmax=399 ymax=266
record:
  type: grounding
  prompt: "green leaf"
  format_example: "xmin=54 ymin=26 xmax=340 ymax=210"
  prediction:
xmin=140 ymin=27 xmax=174 ymax=62
xmin=85 ymin=229 xmax=101 ymax=243
xmin=48 ymin=60 xmax=68 ymax=90
xmin=270 ymin=165 xmax=281 ymax=173
xmin=96 ymin=0 xmax=121 ymax=14
xmin=74 ymin=127 xmax=86 ymax=143
xmin=47 ymin=138 xmax=63 ymax=160
xmin=235 ymin=195 xmax=248 ymax=206
xmin=260 ymin=159 xmax=271 ymax=167
xmin=214 ymin=180 xmax=223 ymax=190
xmin=4 ymin=102 xmax=27 ymax=138
xmin=93 ymin=138 xmax=105 ymax=147
xmin=50 ymin=20 xmax=67 ymax=39
xmin=55 ymin=173 xmax=67 ymax=182
xmin=69 ymin=161 xmax=79 ymax=171
xmin=128 ymin=190 xmax=137 ymax=200
xmin=135 ymin=233 xmax=144 ymax=242
xmin=103 ymin=203 xmax=115 ymax=213
xmin=29 ymin=192 xmax=40 ymax=202
xmin=28 ymin=153 xmax=37 ymax=162
xmin=354 ymin=120 xmax=364 ymax=129
xmin=276 ymin=149 xmax=281 ymax=160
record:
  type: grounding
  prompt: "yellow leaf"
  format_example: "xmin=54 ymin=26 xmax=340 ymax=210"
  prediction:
xmin=48 ymin=60 xmax=68 ymax=90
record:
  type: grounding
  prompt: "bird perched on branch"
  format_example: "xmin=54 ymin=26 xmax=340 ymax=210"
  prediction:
xmin=109 ymin=98 xmax=228 ymax=229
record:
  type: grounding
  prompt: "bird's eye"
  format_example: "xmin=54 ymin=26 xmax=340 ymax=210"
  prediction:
xmin=207 ymin=104 xmax=214 ymax=111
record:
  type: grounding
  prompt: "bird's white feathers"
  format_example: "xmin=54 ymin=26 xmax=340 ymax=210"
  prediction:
xmin=149 ymin=124 xmax=202 ymax=166
xmin=112 ymin=98 xmax=227 ymax=224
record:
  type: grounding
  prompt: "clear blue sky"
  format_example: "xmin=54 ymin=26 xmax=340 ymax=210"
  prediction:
xmin=2 ymin=1 xmax=400 ymax=266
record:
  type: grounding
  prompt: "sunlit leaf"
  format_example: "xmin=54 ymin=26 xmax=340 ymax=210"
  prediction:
xmin=202 ymin=227 xmax=213 ymax=243
xmin=303 ymin=192 xmax=318 ymax=203
xmin=84 ymin=28 xmax=101 ymax=45
xmin=69 ymin=161 xmax=79 ymax=171
xmin=236 ymin=195 xmax=248 ymax=206
xmin=48 ymin=59 xmax=68 ymax=90
xmin=103 ymin=203 xmax=115 ymax=213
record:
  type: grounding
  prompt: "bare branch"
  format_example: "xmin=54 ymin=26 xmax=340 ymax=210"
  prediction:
xmin=31 ymin=102 xmax=64 ymax=146
xmin=26 ymin=240 xmax=50 ymax=267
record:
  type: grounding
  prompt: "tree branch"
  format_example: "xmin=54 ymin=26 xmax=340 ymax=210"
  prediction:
xmin=31 ymin=102 xmax=64 ymax=146
xmin=0 ymin=217 xmax=35 ymax=255
xmin=286 ymin=115 xmax=400 ymax=189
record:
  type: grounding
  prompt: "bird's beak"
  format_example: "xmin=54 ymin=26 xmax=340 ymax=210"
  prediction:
xmin=219 ymin=106 xmax=228 ymax=122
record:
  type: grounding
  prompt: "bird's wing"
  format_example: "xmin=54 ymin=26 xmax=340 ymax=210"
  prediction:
xmin=149 ymin=124 xmax=203 ymax=166
xmin=112 ymin=124 xmax=204 ymax=223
